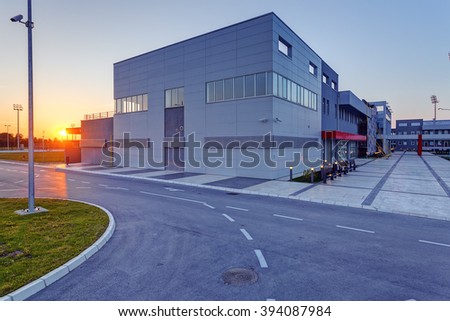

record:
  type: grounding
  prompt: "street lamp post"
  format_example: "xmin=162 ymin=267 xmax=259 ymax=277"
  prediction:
xmin=11 ymin=0 xmax=46 ymax=214
xmin=13 ymin=104 xmax=23 ymax=149
xmin=5 ymin=125 xmax=11 ymax=150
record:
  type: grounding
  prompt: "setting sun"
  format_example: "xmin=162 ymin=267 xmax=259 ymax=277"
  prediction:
xmin=59 ymin=129 xmax=67 ymax=137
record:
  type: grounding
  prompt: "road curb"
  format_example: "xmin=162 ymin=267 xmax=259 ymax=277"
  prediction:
xmin=0 ymin=200 xmax=115 ymax=301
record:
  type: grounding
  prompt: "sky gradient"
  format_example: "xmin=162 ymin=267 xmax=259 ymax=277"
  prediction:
xmin=1 ymin=0 xmax=449 ymax=138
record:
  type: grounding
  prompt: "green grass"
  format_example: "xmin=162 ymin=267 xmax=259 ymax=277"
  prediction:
xmin=0 ymin=151 xmax=65 ymax=163
xmin=0 ymin=198 xmax=109 ymax=297
xmin=292 ymin=171 xmax=322 ymax=183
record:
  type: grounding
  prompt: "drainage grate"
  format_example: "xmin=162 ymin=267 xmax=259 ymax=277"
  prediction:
xmin=226 ymin=192 xmax=239 ymax=195
xmin=222 ymin=268 xmax=258 ymax=285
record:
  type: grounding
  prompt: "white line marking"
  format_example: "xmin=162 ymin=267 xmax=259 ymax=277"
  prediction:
xmin=106 ymin=187 xmax=129 ymax=191
xmin=240 ymin=229 xmax=253 ymax=240
xmin=336 ymin=225 xmax=375 ymax=234
xmin=68 ymin=178 xmax=76 ymax=182
xmin=39 ymin=169 xmax=46 ymax=172
xmin=81 ymin=181 xmax=91 ymax=184
xmin=14 ymin=180 xmax=25 ymax=184
xmin=35 ymin=174 xmax=40 ymax=178
xmin=274 ymin=214 xmax=303 ymax=221
xmin=99 ymin=184 xmax=108 ymax=187
xmin=254 ymin=249 xmax=268 ymax=268
xmin=419 ymin=240 xmax=450 ymax=248
xmin=139 ymin=191 xmax=215 ymax=209
xmin=76 ymin=187 xmax=91 ymax=189
xmin=266 ymin=298 xmax=276 ymax=301
xmin=164 ymin=187 xmax=184 ymax=192
xmin=222 ymin=214 xmax=235 ymax=222
xmin=226 ymin=206 xmax=248 ymax=212
xmin=19 ymin=171 xmax=27 ymax=174
xmin=44 ymin=175 xmax=52 ymax=178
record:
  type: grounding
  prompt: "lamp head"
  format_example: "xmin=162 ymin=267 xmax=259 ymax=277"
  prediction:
xmin=10 ymin=14 xmax=23 ymax=22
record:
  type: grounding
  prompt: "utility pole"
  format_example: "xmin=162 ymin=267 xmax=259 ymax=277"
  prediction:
xmin=13 ymin=104 xmax=23 ymax=149
xmin=5 ymin=125 xmax=11 ymax=150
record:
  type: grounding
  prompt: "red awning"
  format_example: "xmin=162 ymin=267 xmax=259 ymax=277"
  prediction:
xmin=321 ymin=130 xmax=366 ymax=142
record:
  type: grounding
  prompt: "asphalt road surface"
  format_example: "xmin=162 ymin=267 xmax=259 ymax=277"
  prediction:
xmin=1 ymin=161 xmax=450 ymax=301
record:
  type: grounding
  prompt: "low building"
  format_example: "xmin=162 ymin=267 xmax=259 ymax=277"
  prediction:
xmin=392 ymin=119 xmax=450 ymax=153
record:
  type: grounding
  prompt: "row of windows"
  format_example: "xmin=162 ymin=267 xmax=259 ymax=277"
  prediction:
xmin=394 ymin=140 xmax=450 ymax=147
xmin=115 ymin=94 xmax=148 ymax=114
xmin=322 ymin=74 xmax=337 ymax=90
xmin=396 ymin=130 xmax=450 ymax=135
xmin=165 ymin=87 xmax=184 ymax=108
xmin=206 ymin=71 xmax=318 ymax=111
xmin=398 ymin=122 xmax=421 ymax=127
xmin=339 ymin=107 xmax=359 ymax=124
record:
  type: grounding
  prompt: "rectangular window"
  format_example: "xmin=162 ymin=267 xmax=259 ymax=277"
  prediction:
xmin=234 ymin=76 xmax=244 ymax=98
xmin=215 ymin=80 xmax=224 ymax=101
xmin=331 ymin=81 xmax=337 ymax=90
xmin=322 ymin=98 xmax=326 ymax=114
xmin=244 ymin=74 xmax=255 ymax=97
xmin=137 ymin=95 xmax=143 ymax=111
xmin=281 ymin=77 xmax=287 ymax=99
xmin=207 ymin=82 xmax=215 ymax=103
xmin=224 ymin=78 xmax=233 ymax=100
xmin=398 ymin=123 xmax=407 ymax=127
xmin=143 ymin=94 xmax=148 ymax=110
xmin=411 ymin=122 xmax=421 ymax=126
xmin=256 ymin=72 xmax=266 ymax=96
xmin=267 ymin=72 xmax=273 ymax=95
xmin=166 ymin=87 xmax=185 ymax=107
xmin=309 ymin=62 xmax=317 ymax=76
xmin=322 ymin=74 xmax=329 ymax=84
xmin=278 ymin=37 xmax=292 ymax=57
xmin=272 ymin=72 xmax=277 ymax=96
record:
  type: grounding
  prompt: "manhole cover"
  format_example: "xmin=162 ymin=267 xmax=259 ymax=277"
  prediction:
xmin=222 ymin=268 xmax=258 ymax=285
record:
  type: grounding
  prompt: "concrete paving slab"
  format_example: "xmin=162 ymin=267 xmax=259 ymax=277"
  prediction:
xmin=326 ymin=176 xmax=381 ymax=189
xmin=171 ymin=174 xmax=229 ymax=185
xmin=131 ymin=170 xmax=178 ymax=177
xmin=245 ymin=180 xmax=310 ymax=196
xmin=9 ymin=279 xmax=45 ymax=301
xmin=206 ymin=177 xmax=268 ymax=189
xmin=383 ymin=177 xmax=447 ymax=196
xmin=40 ymin=265 xmax=70 ymax=287
xmin=150 ymin=172 xmax=202 ymax=180
xmin=371 ymin=191 xmax=450 ymax=220
xmin=296 ymin=185 xmax=371 ymax=206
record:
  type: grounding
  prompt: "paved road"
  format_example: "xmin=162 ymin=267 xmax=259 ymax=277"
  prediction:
xmin=1 ymin=161 xmax=450 ymax=300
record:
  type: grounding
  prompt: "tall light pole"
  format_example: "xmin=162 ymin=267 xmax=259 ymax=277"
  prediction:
xmin=11 ymin=1 xmax=46 ymax=214
xmin=13 ymin=104 xmax=23 ymax=149
xmin=431 ymin=95 xmax=439 ymax=121
xmin=5 ymin=125 xmax=11 ymax=150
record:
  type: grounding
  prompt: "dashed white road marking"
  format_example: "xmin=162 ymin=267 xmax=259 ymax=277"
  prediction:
xmin=81 ymin=181 xmax=91 ymax=184
xmin=140 ymin=191 xmax=215 ymax=209
xmin=68 ymin=178 xmax=76 ymax=182
xmin=76 ymin=187 xmax=91 ymax=189
xmin=226 ymin=206 xmax=248 ymax=212
xmin=336 ymin=225 xmax=375 ymax=234
xmin=106 ymin=186 xmax=129 ymax=191
xmin=99 ymin=184 xmax=108 ymax=187
xmin=254 ymin=249 xmax=268 ymax=268
xmin=222 ymin=214 xmax=235 ymax=222
xmin=240 ymin=229 xmax=253 ymax=241
xmin=164 ymin=187 xmax=184 ymax=192
xmin=273 ymin=214 xmax=303 ymax=221
xmin=14 ymin=180 xmax=25 ymax=184
xmin=35 ymin=174 xmax=40 ymax=178
xmin=419 ymin=240 xmax=450 ymax=248
xmin=39 ymin=169 xmax=46 ymax=172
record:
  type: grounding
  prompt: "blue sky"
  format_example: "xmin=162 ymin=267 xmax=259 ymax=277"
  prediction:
xmin=1 ymin=0 xmax=449 ymax=138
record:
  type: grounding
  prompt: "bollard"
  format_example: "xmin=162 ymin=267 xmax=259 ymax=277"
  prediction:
xmin=65 ymin=156 xmax=70 ymax=166
xmin=310 ymin=168 xmax=314 ymax=183
xmin=289 ymin=167 xmax=293 ymax=181
xmin=321 ymin=165 xmax=326 ymax=184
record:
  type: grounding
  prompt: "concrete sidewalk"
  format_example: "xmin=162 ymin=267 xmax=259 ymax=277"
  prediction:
xmin=59 ymin=152 xmax=450 ymax=221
